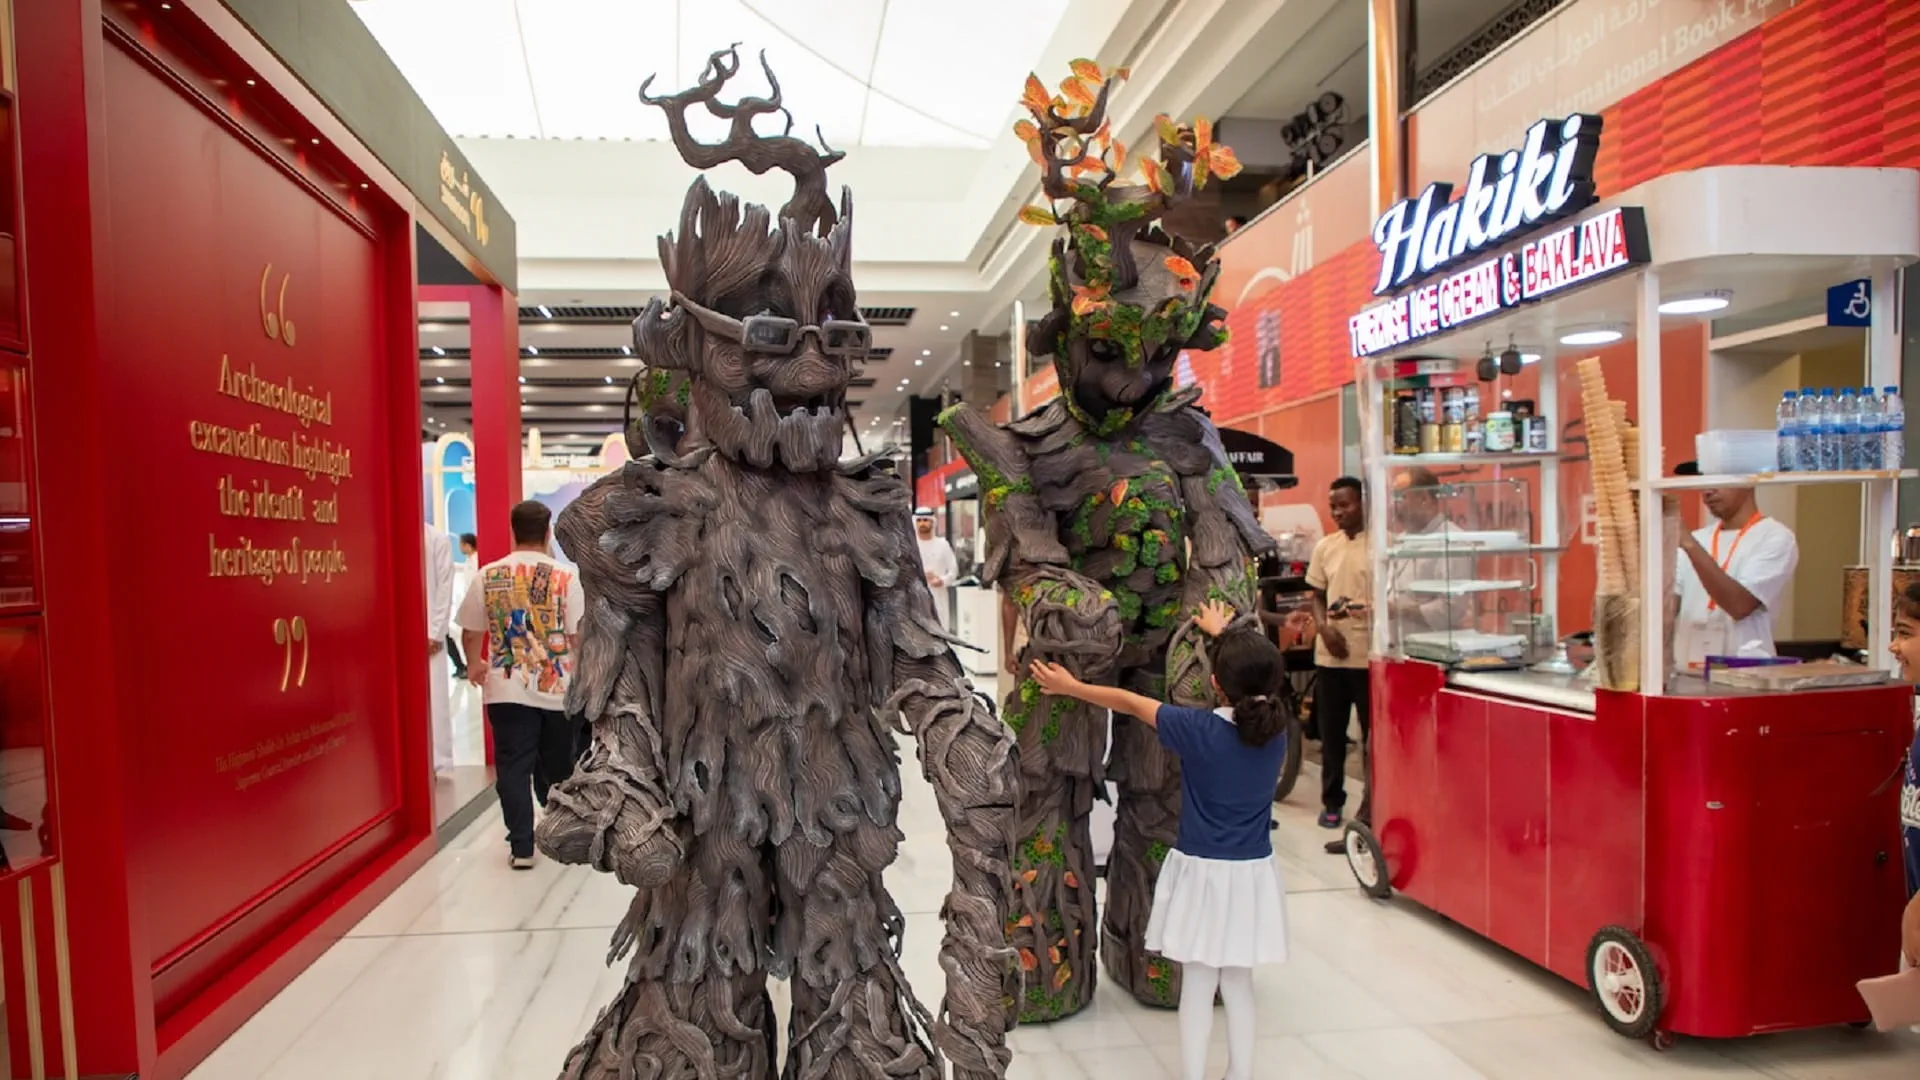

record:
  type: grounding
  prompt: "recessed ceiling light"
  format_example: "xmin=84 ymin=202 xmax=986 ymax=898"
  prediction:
xmin=537 ymin=305 xmax=553 ymax=318
xmin=915 ymin=359 xmax=923 ymax=366
xmin=921 ymin=349 xmax=932 ymax=356
xmin=518 ymin=376 xmax=527 ymax=384
xmin=949 ymin=311 xmax=960 ymax=318
xmin=436 ymin=377 xmax=446 ymax=384
xmin=310 ymin=138 xmax=320 ymax=146
xmin=431 ymin=346 xmax=445 ymax=356
xmin=1521 ymin=353 xmax=1542 ymax=364
xmin=359 ymin=182 xmax=368 ymax=190
xmin=245 ymin=78 xmax=255 ymax=86
xmin=1560 ymin=326 xmax=1624 ymax=346
xmin=939 ymin=325 xmax=950 ymax=331
xmin=1659 ymin=291 xmax=1732 ymax=316
xmin=527 ymin=345 xmax=539 ymax=355
xmin=604 ymin=376 xmax=614 ymax=383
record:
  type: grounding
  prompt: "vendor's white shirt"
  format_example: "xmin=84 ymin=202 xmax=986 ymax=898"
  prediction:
xmin=918 ymin=535 xmax=959 ymax=588
xmin=1672 ymin=516 xmax=1798 ymax=666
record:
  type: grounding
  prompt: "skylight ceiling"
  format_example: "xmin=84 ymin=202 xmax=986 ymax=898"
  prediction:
xmin=349 ymin=0 xmax=1072 ymax=148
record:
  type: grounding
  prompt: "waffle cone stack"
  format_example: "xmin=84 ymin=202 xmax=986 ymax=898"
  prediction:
xmin=1578 ymin=358 xmax=1641 ymax=690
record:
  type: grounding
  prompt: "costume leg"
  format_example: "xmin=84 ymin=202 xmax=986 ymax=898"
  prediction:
xmin=1103 ymin=666 xmax=1184 ymax=1008
xmin=532 ymin=706 xmax=577 ymax=807
xmin=487 ymin=703 xmax=539 ymax=858
xmin=1177 ymin=961 xmax=1220 ymax=1080
xmin=779 ymin=829 xmax=939 ymax=1080
xmin=561 ymin=829 xmax=776 ymax=1079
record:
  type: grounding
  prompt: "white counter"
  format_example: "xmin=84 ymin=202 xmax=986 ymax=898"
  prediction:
xmin=1447 ymin=669 xmax=1597 ymax=714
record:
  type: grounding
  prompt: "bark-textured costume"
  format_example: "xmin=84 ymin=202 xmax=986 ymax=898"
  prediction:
xmin=536 ymin=48 xmax=1019 ymax=1080
xmin=939 ymin=63 xmax=1276 ymax=1021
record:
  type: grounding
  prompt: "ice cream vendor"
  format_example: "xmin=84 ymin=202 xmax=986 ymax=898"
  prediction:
xmin=1670 ymin=475 xmax=1800 ymax=669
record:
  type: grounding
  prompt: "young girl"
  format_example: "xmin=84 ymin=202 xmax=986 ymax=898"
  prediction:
xmin=1030 ymin=600 xmax=1288 ymax=1080
xmin=1887 ymin=584 xmax=1920 ymax=967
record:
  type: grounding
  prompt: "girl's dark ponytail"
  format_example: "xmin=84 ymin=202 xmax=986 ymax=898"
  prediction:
xmin=1207 ymin=626 xmax=1288 ymax=748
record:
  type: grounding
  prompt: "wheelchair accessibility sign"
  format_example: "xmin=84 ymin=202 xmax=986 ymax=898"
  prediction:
xmin=1827 ymin=279 xmax=1872 ymax=328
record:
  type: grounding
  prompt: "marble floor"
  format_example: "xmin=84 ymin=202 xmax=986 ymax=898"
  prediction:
xmin=188 ymin=749 xmax=1920 ymax=1080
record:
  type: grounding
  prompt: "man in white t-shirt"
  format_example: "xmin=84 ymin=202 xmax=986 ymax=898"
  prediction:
xmin=457 ymin=501 xmax=586 ymax=869
xmin=1672 ymin=483 xmax=1798 ymax=669
xmin=915 ymin=508 xmax=959 ymax=629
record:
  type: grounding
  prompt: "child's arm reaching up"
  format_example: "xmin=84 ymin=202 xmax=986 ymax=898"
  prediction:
xmin=1029 ymin=660 xmax=1165 ymax=726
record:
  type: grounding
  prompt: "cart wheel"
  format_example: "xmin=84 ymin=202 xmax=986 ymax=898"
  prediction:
xmin=1343 ymin=822 xmax=1391 ymax=899
xmin=1274 ymin=713 xmax=1304 ymax=802
xmin=1586 ymin=927 xmax=1664 ymax=1040
xmin=1649 ymin=1030 xmax=1676 ymax=1052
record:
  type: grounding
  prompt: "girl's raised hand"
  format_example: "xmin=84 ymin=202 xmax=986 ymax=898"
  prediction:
xmin=1028 ymin=659 xmax=1081 ymax=698
xmin=1194 ymin=598 xmax=1236 ymax=637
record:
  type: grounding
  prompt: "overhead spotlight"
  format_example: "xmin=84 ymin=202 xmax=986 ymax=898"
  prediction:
xmin=432 ymin=346 xmax=446 ymax=356
xmin=245 ymin=79 xmax=255 ymax=86
xmin=518 ymin=376 xmax=527 ymax=384
xmin=1476 ymin=344 xmax=1497 ymax=383
xmin=1659 ymin=291 xmax=1732 ymax=316
xmin=940 ymin=325 xmax=950 ymax=331
xmin=527 ymin=345 xmax=539 ymax=355
xmin=604 ymin=376 xmax=614 ymax=383
xmin=310 ymin=138 xmax=320 ymax=146
xmin=922 ymin=349 xmax=932 ymax=356
xmin=1521 ymin=352 xmax=1542 ymax=365
xmin=1560 ymin=325 xmax=1625 ymax=346
xmin=621 ymin=345 xmax=633 ymax=355
xmin=436 ymin=377 xmax=446 ymax=384
xmin=949 ymin=311 xmax=960 ymax=318
xmin=537 ymin=305 xmax=554 ymax=318
xmin=915 ymin=359 xmax=924 ymax=366
xmin=359 ymin=182 xmax=369 ymax=190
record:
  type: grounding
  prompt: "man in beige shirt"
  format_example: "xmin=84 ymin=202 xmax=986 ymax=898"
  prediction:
xmin=1306 ymin=476 xmax=1372 ymax=836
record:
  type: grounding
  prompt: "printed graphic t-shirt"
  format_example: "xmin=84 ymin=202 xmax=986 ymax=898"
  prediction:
xmin=456 ymin=550 xmax=585 ymax=710
xmin=1156 ymin=704 xmax=1287 ymax=861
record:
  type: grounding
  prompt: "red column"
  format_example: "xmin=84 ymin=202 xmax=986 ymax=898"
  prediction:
xmin=11 ymin=0 xmax=159 ymax=1075
xmin=422 ymin=284 xmax=520 ymax=562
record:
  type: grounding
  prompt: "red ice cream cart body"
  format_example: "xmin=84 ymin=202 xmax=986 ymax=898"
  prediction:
xmin=1370 ymin=658 xmax=1913 ymax=1040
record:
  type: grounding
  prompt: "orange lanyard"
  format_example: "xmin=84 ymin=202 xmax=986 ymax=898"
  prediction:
xmin=1705 ymin=517 xmax=1761 ymax=612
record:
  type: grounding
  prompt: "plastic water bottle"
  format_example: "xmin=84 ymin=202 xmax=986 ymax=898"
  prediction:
xmin=1775 ymin=391 xmax=1800 ymax=471
xmin=1884 ymin=385 xmax=1906 ymax=470
xmin=1857 ymin=387 xmax=1886 ymax=471
xmin=1811 ymin=388 xmax=1839 ymax=471
xmin=1837 ymin=388 xmax=1862 ymax=470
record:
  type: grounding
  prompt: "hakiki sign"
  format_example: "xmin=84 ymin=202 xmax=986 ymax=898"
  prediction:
xmin=1348 ymin=113 xmax=1650 ymax=359
xmin=1349 ymin=206 xmax=1649 ymax=358
xmin=1372 ymin=114 xmax=1603 ymax=296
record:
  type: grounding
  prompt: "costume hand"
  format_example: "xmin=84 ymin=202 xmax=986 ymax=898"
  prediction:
xmin=1319 ymin=624 xmax=1351 ymax=660
xmin=1028 ymin=659 xmax=1082 ymax=699
xmin=1194 ymin=599 xmax=1235 ymax=637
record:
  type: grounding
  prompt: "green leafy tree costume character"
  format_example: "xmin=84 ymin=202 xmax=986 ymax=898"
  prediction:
xmin=940 ymin=62 xmax=1276 ymax=1022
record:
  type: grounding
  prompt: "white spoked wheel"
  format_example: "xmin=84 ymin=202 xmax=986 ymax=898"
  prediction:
xmin=1343 ymin=822 xmax=1391 ymax=899
xmin=1585 ymin=926 xmax=1665 ymax=1041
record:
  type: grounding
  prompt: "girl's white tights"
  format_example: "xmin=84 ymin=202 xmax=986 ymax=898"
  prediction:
xmin=1179 ymin=961 xmax=1255 ymax=1080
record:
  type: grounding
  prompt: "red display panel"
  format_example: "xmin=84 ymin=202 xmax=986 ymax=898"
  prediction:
xmin=96 ymin=38 xmax=403 ymax=1011
xmin=0 ymin=361 xmax=33 ymax=611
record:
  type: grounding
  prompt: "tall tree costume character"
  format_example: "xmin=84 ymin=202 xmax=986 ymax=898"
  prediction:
xmin=535 ymin=47 xmax=1020 ymax=1080
xmin=939 ymin=63 xmax=1276 ymax=1021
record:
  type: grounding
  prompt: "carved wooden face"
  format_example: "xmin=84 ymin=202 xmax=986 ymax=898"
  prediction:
xmin=1060 ymin=238 xmax=1193 ymax=420
xmin=636 ymin=179 xmax=862 ymax=471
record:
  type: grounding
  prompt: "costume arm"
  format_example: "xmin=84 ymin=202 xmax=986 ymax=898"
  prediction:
xmin=535 ymin=471 xmax=685 ymax=891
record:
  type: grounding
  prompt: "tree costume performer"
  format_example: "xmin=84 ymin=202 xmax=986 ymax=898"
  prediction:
xmin=939 ymin=62 xmax=1276 ymax=1021
xmin=536 ymin=47 xmax=1020 ymax=1080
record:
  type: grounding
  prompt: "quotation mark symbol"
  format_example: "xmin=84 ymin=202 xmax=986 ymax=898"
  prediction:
xmin=273 ymin=616 xmax=309 ymax=691
xmin=259 ymin=264 xmax=297 ymax=347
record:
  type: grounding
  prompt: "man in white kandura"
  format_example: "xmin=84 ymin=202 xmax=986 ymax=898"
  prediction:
xmin=915 ymin=507 xmax=959 ymax=629
xmin=425 ymin=523 xmax=456 ymax=775
xmin=1672 ymin=482 xmax=1798 ymax=670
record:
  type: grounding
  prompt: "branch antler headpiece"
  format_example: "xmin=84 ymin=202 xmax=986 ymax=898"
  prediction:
xmin=641 ymin=44 xmax=846 ymax=237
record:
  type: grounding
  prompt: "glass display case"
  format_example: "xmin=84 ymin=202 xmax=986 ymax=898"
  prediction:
xmin=1383 ymin=476 xmax=1545 ymax=670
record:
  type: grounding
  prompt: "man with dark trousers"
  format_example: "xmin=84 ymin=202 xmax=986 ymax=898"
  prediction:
xmin=457 ymin=501 xmax=586 ymax=869
xmin=1306 ymin=476 xmax=1372 ymax=852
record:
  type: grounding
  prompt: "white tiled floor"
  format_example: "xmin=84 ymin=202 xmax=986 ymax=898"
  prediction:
xmin=189 ymin=749 xmax=1920 ymax=1079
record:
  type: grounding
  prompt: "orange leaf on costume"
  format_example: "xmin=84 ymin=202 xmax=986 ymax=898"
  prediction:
xmin=1079 ymin=225 xmax=1108 ymax=242
xmin=1069 ymin=58 xmax=1103 ymax=81
xmin=1110 ymin=479 xmax=1129 ymax=504
xmin=1022 ymin=75 xmax=1052 ymax=115
xmin=1064 ymin=870 xmax=1081 ymax=888
xmin=1020 ymin=948 xmax=1039 ymax=971
xmin=1018 ymin=204 xmax=1057 ymax=227
xmin=1093 ymin=120 xmax=1113 ymax=151
xmin=1071 ymin=282 xmax=1111 ymax=317
xmin=1027 ymin=139 xmax=1047 ymax=167
xmin=1139 ymin=157 xmax=1166 ymax=195
xmin=1165 ymin=255 xmax=1200 ymax=281
xmin=1048 ymin=946 xmax=1063 ymax=965
xmin=1013 ymin=119 xmax=1039 ymax=143
xmin=1194 ymin=117 xmax=1213 ymax=160
xmin=1053 ymin=963 xmax=1073 ymax=991
xmin=1111 ymin=139 xmax=1129 ymax=173
xmin=1209 ymin=144 xmax=1244 ymax=181
xmin=1153 ymin=114 xmax=1180 ymax=145
xmin=1017 ymin=914 xmax=1034 ymax=928
xmin=1022 ymin=868 xmax=1039 ymax=884
xmin=1060 ymin=77 xmax=1096 ymax=108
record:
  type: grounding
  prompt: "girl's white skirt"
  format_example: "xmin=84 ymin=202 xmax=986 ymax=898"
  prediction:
xmin=1145 ymin=849 xmax=1290 ymax=968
